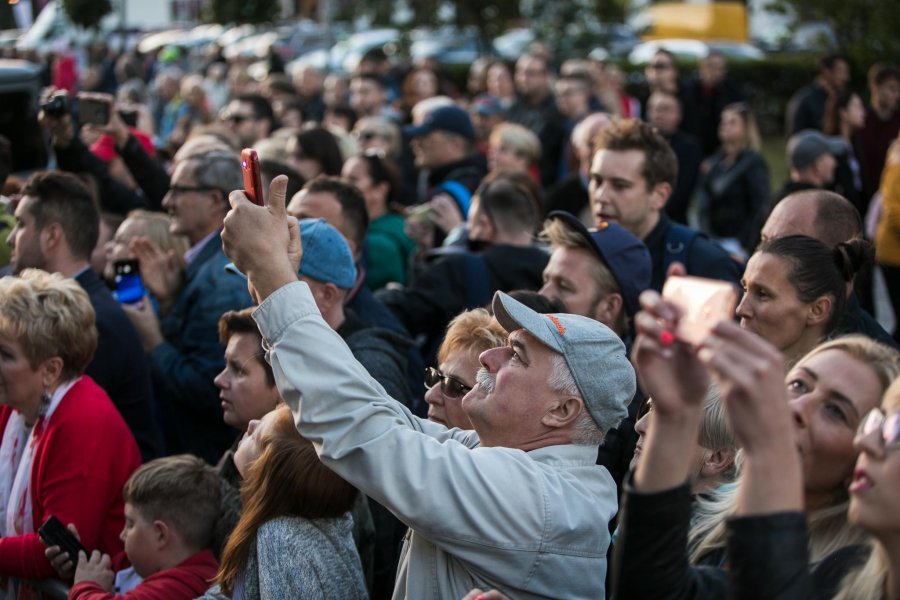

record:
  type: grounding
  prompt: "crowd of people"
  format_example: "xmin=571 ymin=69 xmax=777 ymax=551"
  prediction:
xmin=0 ymin=30 xmax=898 ymax=600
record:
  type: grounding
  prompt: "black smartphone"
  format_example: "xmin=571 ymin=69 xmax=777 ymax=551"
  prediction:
xmin=78 ymin=98 xmax=110 ymax=126
xmin=39 ymin=515 xmax=87 ymax=561
xmin=113 ymin=259 xmax=146 ymax=306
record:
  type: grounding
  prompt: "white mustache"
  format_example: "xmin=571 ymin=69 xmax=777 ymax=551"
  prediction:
xmin=475 ymin=367 xmax=495 ymax=393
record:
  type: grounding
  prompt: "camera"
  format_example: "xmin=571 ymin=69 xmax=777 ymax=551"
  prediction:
xmin=41 ymin=93 xmax=69 ymax=117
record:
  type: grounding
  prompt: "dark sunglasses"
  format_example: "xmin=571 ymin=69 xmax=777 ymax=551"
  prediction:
xmin=424 ymin=367 xmax=472 ymax=399
xmin=857 ymin=408 xmax=900 ymax=451
xmin=648 ymin=62 xmax=673 ymax=70
xmin=224 ymin=114 xmax=254 ymax=125
xmin=636 ymin=397 xmax=654 ymax=421
xmin=356 ymin=130 xmax=378 ymax=142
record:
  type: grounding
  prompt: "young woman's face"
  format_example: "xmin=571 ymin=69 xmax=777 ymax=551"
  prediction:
xmin=718 ymin=109 xmax=746 ymax=146
xmin=736 ymin=253 xmax=824 ymax=358
xmin=786 ymin=349 xmax=883 ymax=509
xmin=488 ymin=142 xmax=528 ymax=174
xmin=848 ymin=383 xmax=900 ymax=536
xmin=841 ymin=94 xmax=866 ymax=130
xmin=234 ymin=409 xmax=279 ymax=477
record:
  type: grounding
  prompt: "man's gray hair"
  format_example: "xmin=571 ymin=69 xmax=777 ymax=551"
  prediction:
xmin=548 ymin=353 xmax=604 ymax=446
xmin=184 ymin=149 xmax=243 ymax=199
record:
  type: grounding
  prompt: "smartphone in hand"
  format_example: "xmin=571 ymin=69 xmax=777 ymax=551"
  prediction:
xmin=241 ymin=148 xmax=264 ymax=206
xmin=113 ymin=259 xmax=146 ymax=306
xmin=661 ymin=275 xmax=738 ymax=346
xmin=39 ymin=515 xmax=88 ymax=562
xmin=78 ymin=98 xmax=110 ymax=126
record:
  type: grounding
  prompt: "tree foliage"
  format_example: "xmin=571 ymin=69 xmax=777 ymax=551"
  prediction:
xmin=205 ymin=0 xmax=280 ymax=25
xmin=770 ymin=0 xmax=900 ymax=69
xmin=60 ymin=0 xmax=111 ymax=30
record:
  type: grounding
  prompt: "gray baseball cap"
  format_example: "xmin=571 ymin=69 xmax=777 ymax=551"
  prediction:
xmin=492 ymin=291 xmax=635 ymax=434
xmin=787 ymin=129 xmax=846 ymax=170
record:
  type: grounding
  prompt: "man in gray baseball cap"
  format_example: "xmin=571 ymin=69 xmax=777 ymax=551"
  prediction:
xmin=773 ymin=129 xmax=846 ymax=203
xmin=222 ymin=173 xmax=637 ymax=598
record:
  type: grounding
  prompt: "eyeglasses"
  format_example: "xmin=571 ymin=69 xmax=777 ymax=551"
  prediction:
xmin=223 ymin=114 xmax=255 ymax=125
xmin=354 ymin=130 xmax=378 ymax=142
xmin=648 ymin=62 xmax=673 ymax=70
xmin=424 ymin=367 xmax=472 ymax=399
xmin=168 ymin=185 xmax=222 ymax=197
xmin=857 ymin=408 xmax=900 ymax=451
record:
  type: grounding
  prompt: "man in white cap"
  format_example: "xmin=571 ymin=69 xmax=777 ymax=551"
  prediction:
xmin=221 ymin=176 xmax=636 ymax=599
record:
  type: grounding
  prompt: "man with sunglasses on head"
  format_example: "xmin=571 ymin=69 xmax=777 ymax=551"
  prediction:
xmin=221 ymin=94 xmax=275 ymax=147
xmin=221 ymin=176 xmax=637 ymax=599
xmin=123 ymin=146 xmax=252 ymax=463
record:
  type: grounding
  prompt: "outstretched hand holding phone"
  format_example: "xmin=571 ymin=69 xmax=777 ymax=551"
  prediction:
xmin=223 ymin=175 xmax=301 ymax=304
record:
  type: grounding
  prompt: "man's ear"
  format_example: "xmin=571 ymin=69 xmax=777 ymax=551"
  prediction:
xmin=593 ymin=292 xmax=623 ymax=330
xmin=318 ymin=282 xmax=341 ymax=312
xmin=807 ymin=295 xmax=833 ymax=327
xmin=542 ymin=396 xmax=583 ymax=429
xmin=650 ymin=182 xmax=672 ymax=211
xmin=40 ymin=222 xmax=64 ymax=254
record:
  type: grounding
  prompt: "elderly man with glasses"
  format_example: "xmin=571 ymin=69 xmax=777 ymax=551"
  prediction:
xmin=123 ymin=145 xmax=252 ymax=463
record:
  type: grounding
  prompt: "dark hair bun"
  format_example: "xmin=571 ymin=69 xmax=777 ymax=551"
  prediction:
xmin=834 ymin=238 xmax=874 ymax=282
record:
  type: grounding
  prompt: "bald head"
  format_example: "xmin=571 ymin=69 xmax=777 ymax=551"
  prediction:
xmin=761 ymin=190 xmax=862 ymax=247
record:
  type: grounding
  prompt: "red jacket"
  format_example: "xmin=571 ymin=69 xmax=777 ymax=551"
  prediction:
xmin=0 ymin=376 xmax=141 ymax=580
xmin=68 ymin=550 xmax=218 ymax=600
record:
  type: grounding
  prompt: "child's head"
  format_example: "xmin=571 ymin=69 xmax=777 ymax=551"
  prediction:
xmin=121 ymin=455 xmax=220 ymax=577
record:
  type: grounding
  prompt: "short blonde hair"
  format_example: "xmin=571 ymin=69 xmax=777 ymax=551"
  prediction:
xmin=490 ymin=123 xmax=542 ymax=163
xmin=437 ymin=308 xmax=507 ymax=366
xmin=0 ymin=269 xmax=96 ymax=380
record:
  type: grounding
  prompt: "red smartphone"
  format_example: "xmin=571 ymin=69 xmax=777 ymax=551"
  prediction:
xmin=241 ymin=148 xmax=264 ymax=206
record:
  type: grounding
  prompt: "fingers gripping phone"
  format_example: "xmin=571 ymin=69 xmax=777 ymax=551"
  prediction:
xmin=113 ymin=259 xmax=146 ymax=306
xmin=39 ymin=515 xmax=88 ymax=561
xmin=661 ymin=275 xmax=738 ymax=346
xmin=241 ymin=148 xmax=264 ymax=206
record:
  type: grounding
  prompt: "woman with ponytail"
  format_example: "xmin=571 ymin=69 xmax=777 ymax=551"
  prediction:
xmin=736 ymin=235 xmax=873 ymax=366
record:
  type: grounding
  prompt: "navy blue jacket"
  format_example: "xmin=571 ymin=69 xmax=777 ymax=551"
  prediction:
xmin=152 ymin=232 xmax=252 ymax=463
xmin=77 ymin=268 xmax=160 ymax=461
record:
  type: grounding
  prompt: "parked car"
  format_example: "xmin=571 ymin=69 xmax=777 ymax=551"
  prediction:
xmin=628 ymin=38 xmax=765 ymax=63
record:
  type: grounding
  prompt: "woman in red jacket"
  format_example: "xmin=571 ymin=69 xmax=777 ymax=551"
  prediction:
xmin=0 ymin=269 xmax=141 ymax=598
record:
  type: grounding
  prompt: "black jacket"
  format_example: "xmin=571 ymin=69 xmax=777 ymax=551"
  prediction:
xmin=377 ymin=243 xmax=549 ymax=343
xmin=76 ymin=268 xmax=160 ymax=461
xmin=698 ymin=150 xmax=770 ymax=250
xmin=507 ymin=93 xmax=567 ymax=188
xmin=665 ymin=130 xmax=703 ymax=225
xmin=643 ymin=213 xmax=743 ymax=292
xmin=612 ymin=480 xmax=867 ymax=600
xmin=55 ymin=136 xmax=148 ymax=215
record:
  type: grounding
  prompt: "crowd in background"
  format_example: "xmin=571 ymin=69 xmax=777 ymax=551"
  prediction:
xmin=0 ymin=28 xmax=898 ymax=600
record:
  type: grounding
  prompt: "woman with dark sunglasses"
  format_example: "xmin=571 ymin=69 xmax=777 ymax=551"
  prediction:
xmin=424 ymin=309 xmax=506 ymax=430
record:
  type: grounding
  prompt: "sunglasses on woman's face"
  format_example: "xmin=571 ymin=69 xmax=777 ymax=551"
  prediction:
xmin=424 ymin=367 xmax=472 ymax=399
xmin=857 ymin=408 xmax=900 ymax=451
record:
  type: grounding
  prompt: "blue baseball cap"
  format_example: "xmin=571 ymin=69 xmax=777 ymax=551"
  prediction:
xmin=225 ymin=218 xmax=357 ymax=289
xmin=404 ymin=105 xmax=475 ymax=141
xmin=547 ymin=211 xmax=651 ymax=318
xmin=492 ymin=291 xmax=635 ymax=433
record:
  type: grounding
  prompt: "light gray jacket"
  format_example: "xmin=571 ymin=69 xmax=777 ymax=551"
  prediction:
xmin=254 ymin=282 xmax=617 ymax=600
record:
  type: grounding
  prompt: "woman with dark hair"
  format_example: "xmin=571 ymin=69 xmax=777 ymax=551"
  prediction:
xmin=287 ymin=127 xmax=345 ymax=182
xmin=342 ymin=151 xmax=415 ymax=289
xmin=213 ymin=405 xmax=366 ymax=599
xmin=738 ymin=235 xmax=872 ymax=366
xmin=824 ymin=89 xmax=868 ymax=215
xmin=696 ymin=102 xmax=770 ymax=259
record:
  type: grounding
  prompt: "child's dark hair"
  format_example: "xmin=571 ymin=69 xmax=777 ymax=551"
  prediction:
xmin=123 ymin=455 xmax=221 ymax=551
